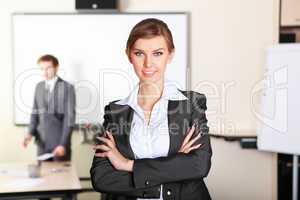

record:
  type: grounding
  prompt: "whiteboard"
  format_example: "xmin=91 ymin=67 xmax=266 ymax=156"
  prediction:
xmin=257 ymin=44 xmax=300 ymax=155
xmin=12 ymin=13 xmax=188 ymax=125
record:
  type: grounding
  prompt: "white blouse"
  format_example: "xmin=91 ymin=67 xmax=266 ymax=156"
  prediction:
xmin=115 ymin=80 xmax=187 ymax=200
xmin=45 ymin=75 xmax=58 ymax=93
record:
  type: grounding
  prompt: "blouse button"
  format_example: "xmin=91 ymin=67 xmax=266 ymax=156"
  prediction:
xmin=145 ymin=180 xmax=150 ymax=186
xmin=167 ymin=189 xmax=172 ymax=196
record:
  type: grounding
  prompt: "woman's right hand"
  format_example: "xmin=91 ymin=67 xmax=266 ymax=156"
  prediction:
xmin=178 ymin=124 xmax=202 ymax=154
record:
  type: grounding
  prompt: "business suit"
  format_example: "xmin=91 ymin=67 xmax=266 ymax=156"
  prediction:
xmin=29 ymin=77 xmax=76 ymax=161
xmin=90 ymin=90 xmax=212 ymax=200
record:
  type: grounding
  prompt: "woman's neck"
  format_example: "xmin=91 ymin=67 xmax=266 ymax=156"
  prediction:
xmin=137 ymin=79 xmax=164 ymax=108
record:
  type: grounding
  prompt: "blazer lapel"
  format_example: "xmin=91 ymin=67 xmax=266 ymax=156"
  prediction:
xmin=167 ymin=99 xmax=191 ymax=156
xmin=44 ymin=77 xmax=61 ymax=113
xmin=109 ymin=96 xmax=191 ymax=159
xmin=49 ymin=77 xmax=62 ymax=103
xmin=110 ymin=103 xmax=136 ymax=160
xmin=41 ymin=81 xmax=48 ymax=108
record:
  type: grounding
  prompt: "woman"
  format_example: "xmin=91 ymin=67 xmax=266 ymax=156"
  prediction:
xmin=90 ymin=18 xmax=212 ymax=200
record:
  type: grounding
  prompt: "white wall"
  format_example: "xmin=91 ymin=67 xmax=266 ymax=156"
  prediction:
xmin=0 ymin=0 xmax=279 ymax=200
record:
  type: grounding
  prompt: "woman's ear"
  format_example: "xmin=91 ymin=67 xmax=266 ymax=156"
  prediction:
xmin=167 ymin=49 xmax=175 ymax=64
xmin=125 ymin=49 xmax=132 ymax=63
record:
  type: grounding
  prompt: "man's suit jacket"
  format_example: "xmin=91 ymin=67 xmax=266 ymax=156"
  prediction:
xmin=29 ymin=77 xmax=76 ymax=159
xmin=90 ymin=90 xmax=212 ymax=200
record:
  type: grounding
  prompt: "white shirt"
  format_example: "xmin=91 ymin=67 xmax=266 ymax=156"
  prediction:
xmin=115 ymin=80 xmax=188 ymax=200
xmin=45 ymin=76 xmax=58 ymax=93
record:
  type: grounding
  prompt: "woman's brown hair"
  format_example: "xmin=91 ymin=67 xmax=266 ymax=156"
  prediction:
xmin=126 ymin=18 xmax=175 ymax=54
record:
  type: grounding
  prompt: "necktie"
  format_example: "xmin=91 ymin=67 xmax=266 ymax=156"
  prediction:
xmin=45 ymin=84 xmax=51 ymax=104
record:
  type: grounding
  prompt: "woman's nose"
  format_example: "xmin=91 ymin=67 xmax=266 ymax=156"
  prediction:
xmin=144 ymin=56 xmax=152 ymax=68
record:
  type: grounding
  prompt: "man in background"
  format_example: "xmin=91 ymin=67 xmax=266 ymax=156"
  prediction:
xmin=22 ymin=54 xmax=76 ymax=161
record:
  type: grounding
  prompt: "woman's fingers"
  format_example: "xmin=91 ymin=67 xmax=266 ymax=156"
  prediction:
xmin=93 ymin=144 xmax=111 ymax=151
xmin=179 ymin=132 xmax=202 ymax=153
xmin=181 ymin=124 xmax=195 ymax=147
xmin=183 ymin=143 xmax=202 ymax=154
xmin=95 ymin=152 xmax=108 ymax=157
xmin=106 ymin=131 xmax=116 ymax=145
xmin=96 ymin=137 xmax=114 ymax=148
xmin=179 ymin=143 xmax=201 ymax=154
xmin=184 ymin=133 xmax=201 ymax=149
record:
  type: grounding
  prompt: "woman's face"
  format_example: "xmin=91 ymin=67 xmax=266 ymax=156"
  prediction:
xmin=128 ymin=36 xmax=174 ymax=83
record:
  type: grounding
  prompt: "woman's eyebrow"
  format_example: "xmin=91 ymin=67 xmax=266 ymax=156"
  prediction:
xmin=132 ymin=48 xmax=144 ymax=52
xmin=152 ymin=48 xmax=165 ymax=52
xmin=132 ymin=48 xmax=165 ymax=52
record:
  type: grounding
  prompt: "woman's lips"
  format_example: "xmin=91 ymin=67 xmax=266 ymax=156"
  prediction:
xmin=142 ymin=69 xmax=156 ymax=76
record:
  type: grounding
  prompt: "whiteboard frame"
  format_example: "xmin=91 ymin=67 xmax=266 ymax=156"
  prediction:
xmin=257 ymin=44 xmax=300 ymax=155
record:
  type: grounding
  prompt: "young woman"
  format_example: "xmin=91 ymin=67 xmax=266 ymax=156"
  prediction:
xmin=90 ymin=18 xmax=212 ymax=200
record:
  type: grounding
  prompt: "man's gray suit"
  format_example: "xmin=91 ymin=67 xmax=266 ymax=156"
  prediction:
xmin=29 ymin=77 xmax=76 ymax=161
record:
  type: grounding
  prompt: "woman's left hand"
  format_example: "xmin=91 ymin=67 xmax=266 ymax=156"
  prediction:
xmin=93 ymin=131 xmax=134 ymax=172
xmin=178 ymin=124 xmax=202 ymax=154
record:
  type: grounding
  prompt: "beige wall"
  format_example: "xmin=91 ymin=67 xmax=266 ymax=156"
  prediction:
xmin=0 ymin=0 xmax=279 ymax=199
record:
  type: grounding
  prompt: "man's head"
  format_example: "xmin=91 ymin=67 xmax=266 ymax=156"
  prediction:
xmin=37 ymin=54 xmax=59 ymax=80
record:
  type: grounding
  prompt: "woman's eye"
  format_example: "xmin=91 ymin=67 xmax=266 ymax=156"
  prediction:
xmin=134 ymin=52 xmax=143 ymax=56
xmin=153 ymin=52 xmax=163 ymax=56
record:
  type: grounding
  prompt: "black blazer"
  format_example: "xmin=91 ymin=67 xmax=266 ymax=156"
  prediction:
xmin=90 ymin=90 xmax=212 ymax=200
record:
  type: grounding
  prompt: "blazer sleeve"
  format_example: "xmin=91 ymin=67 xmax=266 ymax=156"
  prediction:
xmin=90 ymin=104 xmax=161 ymax=197
xmin=60 ymin=84 xmax=76 ymax=146
xmin=28 ymin=85 xmax=39 ymax=137
xmin=132 ymin=93 xmax=212 ymax=189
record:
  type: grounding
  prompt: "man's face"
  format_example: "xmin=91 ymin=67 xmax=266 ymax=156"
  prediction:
xmin=39 ymin=61 xmax=58 ymax=80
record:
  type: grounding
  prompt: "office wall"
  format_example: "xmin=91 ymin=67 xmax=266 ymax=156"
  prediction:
xmin=0 ymin=0 xmax=279 ymax=200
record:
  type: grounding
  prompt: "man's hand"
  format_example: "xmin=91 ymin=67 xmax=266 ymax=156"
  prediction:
xmin=93 ymin=131 xmax=134 ymax=172
xmin=53 ymin=145 xmax=66 ymax=157
xmin=22 ymin=133 xmax=33 ymax=148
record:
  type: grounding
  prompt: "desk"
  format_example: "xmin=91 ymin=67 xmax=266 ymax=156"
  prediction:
xmin=0 ymin=161 xmax=82 ymax=200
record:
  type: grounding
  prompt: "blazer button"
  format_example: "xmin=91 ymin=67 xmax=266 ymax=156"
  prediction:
xmin=145 ymin=180 xmax=150 ymax=186
xmin=142 ymin=192 xmax=147 ymax=198
xmin=167 ymin=189 xmax=172 ymax=196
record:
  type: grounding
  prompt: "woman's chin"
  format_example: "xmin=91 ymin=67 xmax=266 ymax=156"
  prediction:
xmin=140 ymin=75 xmax=161 ymax=83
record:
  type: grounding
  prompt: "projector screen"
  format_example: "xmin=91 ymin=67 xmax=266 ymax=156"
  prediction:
xmin=12 ymin=13 xmax=189 ymax=125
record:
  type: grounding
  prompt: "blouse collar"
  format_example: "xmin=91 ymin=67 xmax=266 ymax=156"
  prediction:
xmin=115 ymin=79 xmax=188 ymax=107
